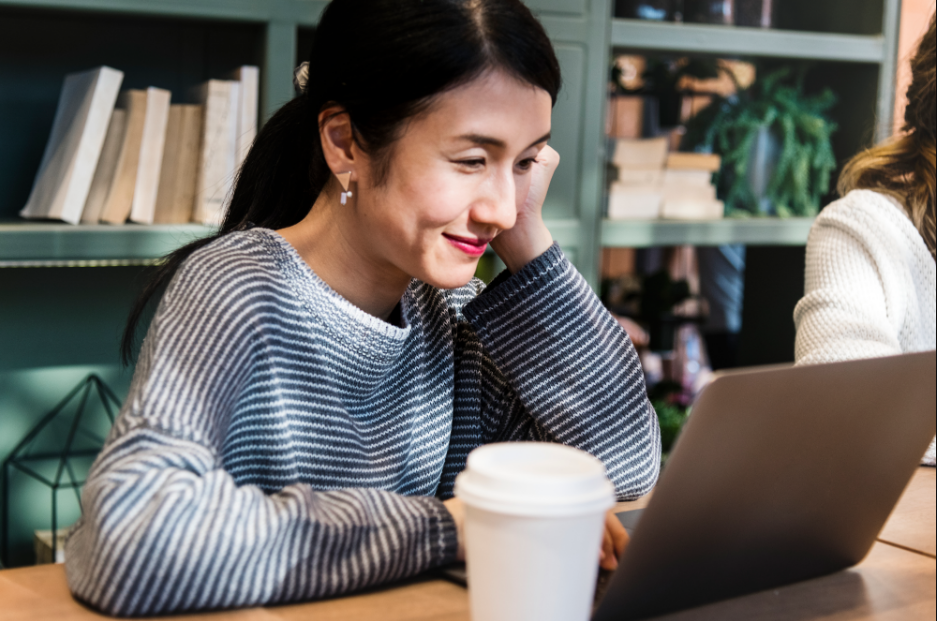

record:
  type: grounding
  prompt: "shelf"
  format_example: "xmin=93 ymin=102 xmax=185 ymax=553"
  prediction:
xmin=601 ymin=217 xmax=815 ymax=248
xmin=0 ymin=217 xmax=816 ymax=265
xmin=0 ymin=219 xmax=592 ymax=266
xmin=0 ymin=222 xmax=216 ymax=267
xmin=611 ymin=19 xmax=885 ymax=63
xmin=0 ymin=0 xmax=329 ymax=26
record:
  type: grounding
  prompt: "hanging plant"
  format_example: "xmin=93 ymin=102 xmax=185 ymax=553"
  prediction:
xmin=683 ymin=67 xmax=838 ymax=217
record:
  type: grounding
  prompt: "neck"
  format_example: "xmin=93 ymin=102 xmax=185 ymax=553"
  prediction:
xmin=277 ymin=183 xmax=412 ymax=321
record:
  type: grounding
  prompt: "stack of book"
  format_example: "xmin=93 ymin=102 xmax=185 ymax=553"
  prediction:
xmin=661 ymin=152 xmax=723 ymax=220
xmin=608 ymin=138 xmax=723 ymax=221
xmin=20 ymin=65 xmax=259 ymax=226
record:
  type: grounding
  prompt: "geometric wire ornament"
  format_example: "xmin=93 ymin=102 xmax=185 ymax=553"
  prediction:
xmin=1 ymin=374 xmax=120 ymax=567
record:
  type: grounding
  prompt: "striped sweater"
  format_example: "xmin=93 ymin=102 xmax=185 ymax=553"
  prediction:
xmin=65 ymin=229 xmax=661 ymax=616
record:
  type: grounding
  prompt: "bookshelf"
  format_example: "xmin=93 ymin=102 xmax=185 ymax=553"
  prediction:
xmin=0 ymin=0 xmax=328 ymax=22
xmin=611 ymin=20 xmax=886 ymax=61
xmin=0 ymin=0 xmax=906 ymax=567
xmin=601 ymin=217 xmax=815 ymax=248
xmin=600 ymin=0 xmax=901 ymax=369
xmin=0 ymin=216 xmax=816 ymax=264
xmin=0 ymin=221 xmax=214 ymax=267
xmin=0 ymin=0 xmax=901 ymax=271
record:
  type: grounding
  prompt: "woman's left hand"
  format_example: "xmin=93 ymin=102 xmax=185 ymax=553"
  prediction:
xmin=600 ymin=509 xmax=629 ymax=571
xmin=490 ymin=145 xmax=560 ymax=273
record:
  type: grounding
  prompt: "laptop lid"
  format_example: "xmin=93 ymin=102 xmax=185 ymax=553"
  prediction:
xmin=593 ymin=351 xmax=936 ymax=621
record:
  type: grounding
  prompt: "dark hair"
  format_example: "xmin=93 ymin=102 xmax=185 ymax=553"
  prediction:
xmin=121 ymin=0 xmax=561 ymax=364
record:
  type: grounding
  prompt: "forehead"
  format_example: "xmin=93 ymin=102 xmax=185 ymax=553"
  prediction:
xmin=413 ymin=69 xmax=553 ymax=148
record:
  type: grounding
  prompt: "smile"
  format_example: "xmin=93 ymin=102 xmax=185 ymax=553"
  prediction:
xmin=443 ymin=234 xmax=490 ymax=257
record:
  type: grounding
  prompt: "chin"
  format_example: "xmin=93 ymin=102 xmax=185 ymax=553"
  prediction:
xmin=420 ymin=262 xmax=480 ymax=291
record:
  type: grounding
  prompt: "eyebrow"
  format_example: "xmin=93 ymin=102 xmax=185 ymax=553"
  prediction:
xmin=457 ymin=132 xmax=551 ymax=151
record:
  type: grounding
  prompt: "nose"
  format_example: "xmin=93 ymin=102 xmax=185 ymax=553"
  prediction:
xmin=470 ymin=166 xmax=516 ymax=233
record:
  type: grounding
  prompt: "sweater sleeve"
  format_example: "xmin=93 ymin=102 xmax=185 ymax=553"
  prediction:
xmin=64 ymin=255 xmax=457 ymax=617
xmin=794 ymin=205 xmax=903 ymax=366
xmin=462 ymin=244 xmax=661 ymax=500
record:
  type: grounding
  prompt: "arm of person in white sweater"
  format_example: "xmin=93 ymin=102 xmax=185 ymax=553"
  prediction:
xmin=794 ymin=212 xmax=903 ymax=366
xmin=464 ymin=244 xmax=661 ymax=500
xmin=65 ymin=256 xmax=456 ymax=617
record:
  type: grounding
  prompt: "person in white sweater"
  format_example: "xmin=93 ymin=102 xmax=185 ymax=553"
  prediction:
xmin=794 ymin=13 xmax=936 ymax=466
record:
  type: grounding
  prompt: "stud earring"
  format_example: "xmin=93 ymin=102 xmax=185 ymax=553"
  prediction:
xmin=336 ymin=172 xmax=354 ymax=205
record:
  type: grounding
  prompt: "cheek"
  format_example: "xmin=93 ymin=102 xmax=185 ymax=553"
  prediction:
xmin=399 ymin=170 xmax=476 ymax=232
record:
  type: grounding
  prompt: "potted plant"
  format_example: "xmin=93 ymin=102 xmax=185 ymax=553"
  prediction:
xmin=682 ymin=67 xmax=838 ymax=217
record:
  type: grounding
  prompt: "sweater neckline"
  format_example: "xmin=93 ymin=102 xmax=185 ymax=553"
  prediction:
xmin=252 ymin=228 xmax=415 ymax=362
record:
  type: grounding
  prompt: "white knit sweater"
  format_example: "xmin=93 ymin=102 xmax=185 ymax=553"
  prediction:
xmin=794 ymin=189 xmax=936 ymax=465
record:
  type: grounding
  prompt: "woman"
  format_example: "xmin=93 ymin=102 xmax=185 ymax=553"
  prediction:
xmin=794 ymin=13 xmax=935 ymax=465
xmin=64 ymin=0 xmax=661 ymax=615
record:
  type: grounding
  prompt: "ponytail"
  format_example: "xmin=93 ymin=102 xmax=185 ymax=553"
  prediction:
xmin=120 ymin=97 xmax=322 ymax=364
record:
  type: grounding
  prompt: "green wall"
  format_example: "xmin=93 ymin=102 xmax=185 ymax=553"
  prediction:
xmin=1 ymin=365 xmax=134 ymax=567
xmin=0 ymin=267 xmax=150 ymax=566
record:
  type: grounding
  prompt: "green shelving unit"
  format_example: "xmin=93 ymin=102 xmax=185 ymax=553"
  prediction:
xmin=0 ymin=220 xmax=588 ymax=266
xmin=602 ymin=0 xmax=901 ymax=369
xmin=601 ymin=217 xmax=815 ymax=248
xmin=610 ymin=7 xmax=901 ymax=149
xmin=0 ymin=222 xmax=215 ymax=267
xmin=0 ymin=0 xmax=902 ymax=269
xmin=611 ymin=19 xmax=886 ymax=62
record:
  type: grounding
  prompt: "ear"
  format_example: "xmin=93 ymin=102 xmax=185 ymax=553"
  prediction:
xmin=319 ymin=106 xmax=359 ymax=179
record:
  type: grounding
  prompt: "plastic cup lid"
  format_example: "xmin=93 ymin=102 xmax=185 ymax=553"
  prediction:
xmin=454 ymin=443 xmax=615 ymax=517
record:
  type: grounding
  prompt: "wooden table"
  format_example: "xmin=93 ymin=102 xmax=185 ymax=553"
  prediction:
xmin=1 ymin=468 xmax=933 ymax=621
xmin=876 ymin=467 xmax=935 ymax=558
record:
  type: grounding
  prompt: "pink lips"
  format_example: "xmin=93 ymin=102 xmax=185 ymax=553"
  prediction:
xmin=444 ymin=233 xmax=490 ymax=257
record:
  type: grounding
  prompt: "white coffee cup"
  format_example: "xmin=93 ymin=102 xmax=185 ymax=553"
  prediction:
xmin=454 ymin=442 xmax=615 ymax=621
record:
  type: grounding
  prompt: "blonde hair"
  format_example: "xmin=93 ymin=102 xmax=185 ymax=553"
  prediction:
xmin=839 ymin=13 xmax=936 ymax=259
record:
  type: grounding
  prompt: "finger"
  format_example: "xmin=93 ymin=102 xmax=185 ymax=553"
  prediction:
xmin=614 ymin=315 xmax=649 ymax=347
xmin=536 ymin=144 xmax=561 ymax=173
xmin=540 ymin=144 xmax=560 ymax=164
xmin=600 ymin=525 xmax=617 ymax=571
xmin=607 ymin=511 xmax=630 ymax=558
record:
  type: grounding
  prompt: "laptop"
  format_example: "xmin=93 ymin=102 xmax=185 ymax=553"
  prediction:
xmin=592 ymin=350 xmax=936 ymax=620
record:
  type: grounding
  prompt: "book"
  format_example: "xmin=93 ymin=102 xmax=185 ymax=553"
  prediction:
xmin=613 ymin=137 xmax=669 ymax=170
xmin=81 ymin=109 xmax=127 ymax=224
xmin=34 ymin=529 xmax=70 ymax=565
xmin=661 ymin=184 xmax=718 ymax=203
xmin=230 ymin=66 xmax=259 ymax=168
xmin=153 ymin=104 xmax=203 ymax=224
xmin=666 ymin=152 xmax=722 ymax=172
xmin=20 ymin=66 xmax=124 ymax=224
xmin=99 ymin=90 xmax=149 ymax=224
xmin=617 ymin=169 xmax=663 ymax=185
xmin=129 ymin=87 xmax=172 ymax=224
xmin=659 ymin=172 xmax=720 ymax=220
xmin=606 ymin=96 xmax=644 ymax=140
xmin=661 ymin=199 xmax=725 ymax=220
xmin=608 ymin=182 xmax=662 ymax=220
xmin=193 ymin=80 xmax=241 ymax=226
xmin=662 ymin=169 xmax=713 ymax=188
xmin=601 ymin=248 xmax=636 ymax=279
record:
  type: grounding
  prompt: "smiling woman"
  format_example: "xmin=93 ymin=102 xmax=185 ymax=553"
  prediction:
xmin=278 ymin=70 xmax=556 ymax=313
xmin=63 ymin=0 xmax=661 ymax=616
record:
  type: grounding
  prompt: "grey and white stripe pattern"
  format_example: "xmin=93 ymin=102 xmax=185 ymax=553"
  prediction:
xmin=65 ymin=229 xmax=660 ymax=616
